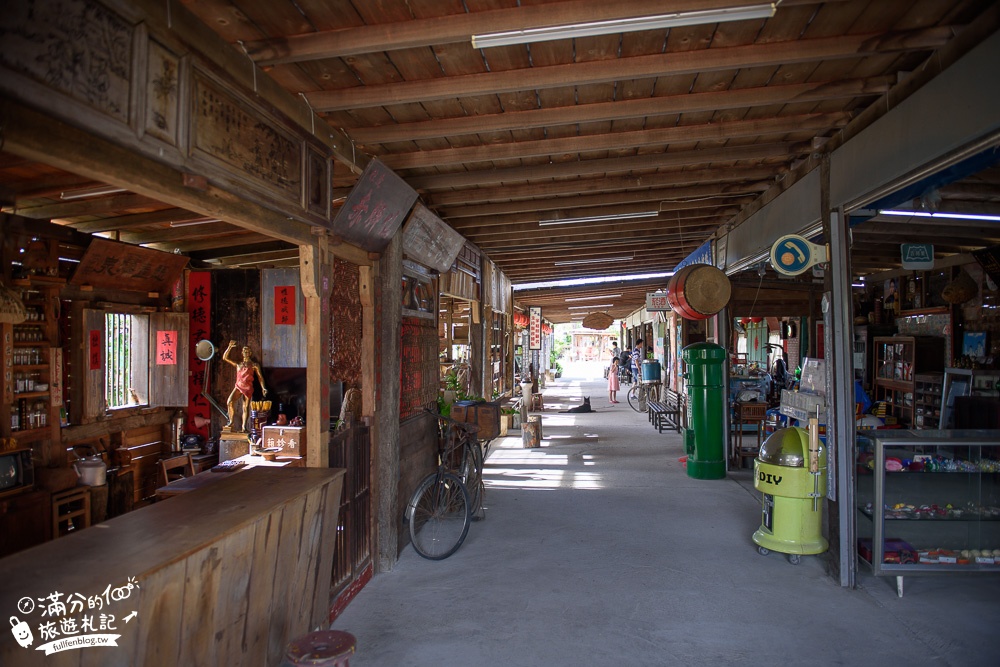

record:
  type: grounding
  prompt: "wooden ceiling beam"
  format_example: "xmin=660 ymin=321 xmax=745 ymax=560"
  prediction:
xmin=382 ymin=113 xmax=848 ymax=170
xmin=352 ymin=77 xmax=890 ymax=144
xmin=114 ymin=222 xmax=245 ymax=245
xmin=144 ymin=233 xmax=273 ymax=254
xmin=428 ymin=166 xmax=777 ymax=207
xmin=10 ymin=193 xmax=160 ymax=219
xmin=452 ymin=206 xmax=738 ymax=236
xmin=64 ymin=209 xmax=207 ymax=234
xmin=247 ymin=0 xmax=836 ymax=64
xmin=307 ymin=28 xmax=952 ymax=111
xmin=408 ymin=142 xmax=801 ymax=190
xmin=439 ymin=183 xmax=762 ymax=219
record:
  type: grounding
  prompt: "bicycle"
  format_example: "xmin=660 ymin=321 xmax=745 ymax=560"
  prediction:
xmin=404 ymin=411 xmax=485 ymax=560
xmin=627 ymin=381 xmax=660 ymax=413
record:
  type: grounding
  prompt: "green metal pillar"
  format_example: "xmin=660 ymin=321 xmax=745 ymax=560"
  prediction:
xmin=682 ymin=342 xmax=727 ymax=479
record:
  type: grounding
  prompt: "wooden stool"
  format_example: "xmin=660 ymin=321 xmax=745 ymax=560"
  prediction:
xmin=283 ymin=630 xmax=356 ymax=667
xmin=530 ymin=393 xmax=543 ymax=411
xmin=733 ymin=401 xmax=767 ymax=468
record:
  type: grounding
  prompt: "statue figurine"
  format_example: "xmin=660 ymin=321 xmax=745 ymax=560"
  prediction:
xmin=223 ymin=341 xmax=268 ymax=432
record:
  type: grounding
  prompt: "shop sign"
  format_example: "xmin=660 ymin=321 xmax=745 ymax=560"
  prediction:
xmin=769 ymin=234 xmax=828 ymax=276
xmin=645 ymin=292 xmax=670 ymax=311
xmin=901 ymin=243 xmax=934 ymax=270
xmin=529 ymin=306 xmax=541 ymax=350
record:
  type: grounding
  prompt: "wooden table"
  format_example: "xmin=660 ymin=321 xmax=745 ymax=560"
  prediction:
xmin=155 ymin=453 xmax=303 ymax=499
xmin=0 ymin=466 xmax=344 ymax=666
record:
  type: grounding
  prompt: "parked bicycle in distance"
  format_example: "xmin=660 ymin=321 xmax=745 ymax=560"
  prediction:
xmin=404 ymin=410 xmax=487 ymax=560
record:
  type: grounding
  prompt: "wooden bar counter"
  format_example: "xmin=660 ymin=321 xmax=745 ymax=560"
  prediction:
xmin=0 ymin=466 xmax=345 ymax=666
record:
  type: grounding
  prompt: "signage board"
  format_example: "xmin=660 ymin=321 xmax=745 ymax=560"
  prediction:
xmin=901 ymin=243 xmax=934 ymax=270
xmin=646 ymin=292 xmax=671 ymax=311
xmin=529 ymin=306 xmax=542 ymax=350
xmin=769 ymin=235 xmax=828 ymax=276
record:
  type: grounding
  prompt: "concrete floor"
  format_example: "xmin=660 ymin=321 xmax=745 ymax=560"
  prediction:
xmin=334 ymin=361 xmax=1000 ymax=667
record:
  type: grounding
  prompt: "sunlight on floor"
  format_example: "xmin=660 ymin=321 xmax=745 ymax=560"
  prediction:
xmin=483 ymin=447 xmax=604 ymax=490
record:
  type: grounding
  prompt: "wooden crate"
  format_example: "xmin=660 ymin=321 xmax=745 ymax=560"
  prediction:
xmin=451 ymin=401 xmax=501 ymax=440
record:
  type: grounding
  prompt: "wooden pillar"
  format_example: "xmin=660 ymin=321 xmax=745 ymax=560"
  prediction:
xmin=470 ymin=302 xmax=484 ymax=398
xmin=300 ymin=240 xmax=332 ymax=469
xmin=374 ymin=233 xmax=402 ymax=572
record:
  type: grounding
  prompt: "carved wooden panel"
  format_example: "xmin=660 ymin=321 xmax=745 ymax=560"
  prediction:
xmin=191 ymin=70 xmax=302 ymax=200
xmin=144 ymin=40 xmax=181 ymax=145
xmin=400 ymin=317 xmax=439 ymax=421
xmin=305 ymin=146 xmax=330 ymax=218
xmin=69 ymin=238 xmax=189 ymax=293
xmin=330 ymin=259 xmax=362 ymax=390
xmin=330 ymin=159 xmax=417 ymax=253
xmin=0 ymin=0 xmax=132 ymax=122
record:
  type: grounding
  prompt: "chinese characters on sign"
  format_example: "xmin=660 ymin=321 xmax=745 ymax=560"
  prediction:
xmin=186 ymin=272 xmax=211 ymax=439
xmin=330 ymin=159 xmax=418 ymax=252
xmin=529 ymin=307 xmax=542 ymax=350
xmin=646 ymin=292 xmax=671 ymax=311
xmin=274 ymin=286 xmax=296 ymax=325
xmin=156 ymin=330 xmax=178 ymax=365
xmin=88 ymin=330 xmax=101 ymax=370
xmin=7 ymin=577 xmax=139 ymax=656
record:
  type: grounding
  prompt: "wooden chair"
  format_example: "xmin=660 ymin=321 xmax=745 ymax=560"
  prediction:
xmin=732 ymin=401 xmax=768 ymax=468
xmin=158 ymin=453 xmax=195 ymax=488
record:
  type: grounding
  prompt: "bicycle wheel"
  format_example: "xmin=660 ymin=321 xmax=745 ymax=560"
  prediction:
xmin=460 ymin=439 xmax=485 ymax=516
xmin=627 ymin=384 xmax=644 ymax=412
xmin=407 ymin=472 xmax=471 ymax=560
xmin=646 ymin=383 xmax=660 ymax=403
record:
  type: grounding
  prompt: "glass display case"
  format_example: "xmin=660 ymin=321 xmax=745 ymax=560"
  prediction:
xmin=856 ymin=429 xmax=1000 ymax=596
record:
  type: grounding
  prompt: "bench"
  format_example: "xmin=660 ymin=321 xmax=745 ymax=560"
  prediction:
xmin=647 ymin=389 xmax=682 ymax=433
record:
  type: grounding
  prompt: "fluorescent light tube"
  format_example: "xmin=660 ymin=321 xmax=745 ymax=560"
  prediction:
xmin=567 ymin=304 xmax=615 ymax=309
xmin=59 ymin=185 xmax=127 ymax=200
xmin=880 ymin=210 xmax=1000 ymax=223
xmin=540 ymin=211 xmax=658 ymax=226
xmin=553 ymin=255 xmax=633 ymax=266
xmin=472 ymin=4 xmax=776 ymax=49
xmin=169 ymin=219 xmax=221 ymax=227
xmin=565 ymin=294 xmax=623 ymax=301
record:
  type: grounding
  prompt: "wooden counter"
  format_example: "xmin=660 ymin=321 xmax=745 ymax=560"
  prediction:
xmin=0 ymin=466 xmax=345 ymax=666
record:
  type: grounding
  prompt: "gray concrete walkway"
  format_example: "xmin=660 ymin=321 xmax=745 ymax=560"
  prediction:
xmin=334 ymin=361 xmax=1000 ymax=666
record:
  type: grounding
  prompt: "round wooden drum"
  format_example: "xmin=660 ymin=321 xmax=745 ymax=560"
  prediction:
xmin=666 ymin=264 xmax=732 ymax=320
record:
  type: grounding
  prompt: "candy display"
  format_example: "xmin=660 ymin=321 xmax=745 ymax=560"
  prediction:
xmin=862 ymin=502 xmax=1000 ymax=520
xmin=862 ymin=454 xmax=1000 ymax=473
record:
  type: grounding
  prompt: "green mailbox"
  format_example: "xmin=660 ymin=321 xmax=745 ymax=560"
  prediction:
xmin=681 ymin=342 xmax=727 ymax=479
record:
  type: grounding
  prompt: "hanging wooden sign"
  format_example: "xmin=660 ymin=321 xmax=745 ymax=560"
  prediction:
xmin=70 ymin=238 xmax=188 ymax=293
xmin=331 ymin=159 xmax=418 ymax=252
xmin=402 ymin=203 xmax=466 ymax=273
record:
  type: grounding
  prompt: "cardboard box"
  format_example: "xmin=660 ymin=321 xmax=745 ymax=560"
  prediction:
xmin=261 ymin=426 xmax=305 ymax=457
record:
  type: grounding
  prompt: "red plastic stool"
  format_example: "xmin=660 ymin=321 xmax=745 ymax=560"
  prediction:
xmin=283 ymin=630 xmax=356 ymax=667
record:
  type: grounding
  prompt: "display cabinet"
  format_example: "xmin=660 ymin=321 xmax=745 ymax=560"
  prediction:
xmin=912 ymin=373 xmax=943 ymax=429
xmin=872 ymin=336 xmax=945 ymax=428
xmin=856 ymin=429 xmax=1000 ymax=596
xmin=1 ymin=277 xmax=64 ymax=465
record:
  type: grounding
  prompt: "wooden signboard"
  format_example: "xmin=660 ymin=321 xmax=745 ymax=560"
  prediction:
xmin=330 ymin=159 xmax=417 ymax=252
xmin=402 ymin=203 xmax=466 ymax=273
xmin=70 ymin=238 xmax=188 ymax=293
xmin=262 ymin=268 xmax=307 ymax=368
